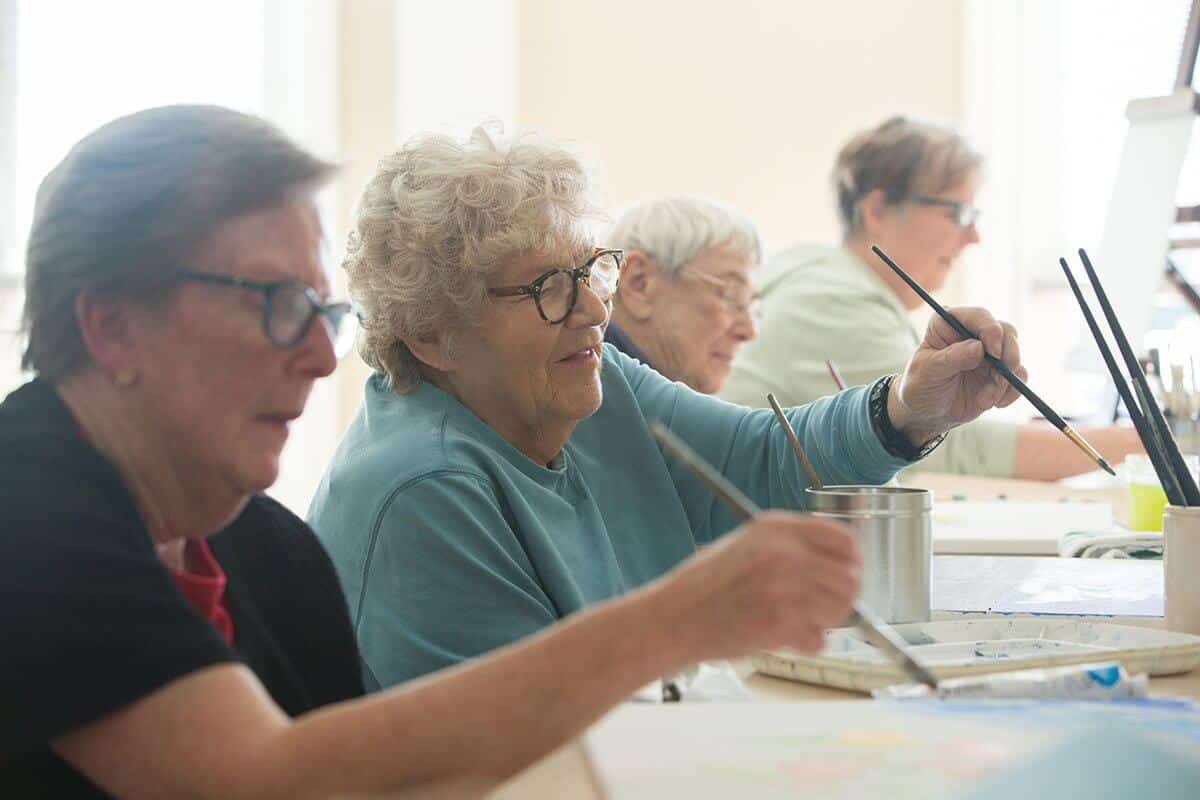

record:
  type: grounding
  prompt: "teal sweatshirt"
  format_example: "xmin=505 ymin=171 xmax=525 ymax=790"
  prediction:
xmin=308 ymin=345 xmax=913 ymax=688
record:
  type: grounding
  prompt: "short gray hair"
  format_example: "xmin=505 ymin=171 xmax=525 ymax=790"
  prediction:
xmin=344 ymin=124 xmax=601 ymax=393
xmin=833 ymin=115 xmax=982 ymax=240
xmin=607 ymin=195 xmax=762 ymax=276
xmin=22 ymin=104 xmax=335 ymax=379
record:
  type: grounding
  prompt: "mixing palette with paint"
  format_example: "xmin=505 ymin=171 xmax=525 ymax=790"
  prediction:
xmin=754 ymin=619 xmax=1200 ymax=693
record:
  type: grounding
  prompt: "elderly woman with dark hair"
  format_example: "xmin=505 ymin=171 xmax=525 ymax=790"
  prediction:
xmin=722 ymin=116 xmax=1142 ymax=480
xmin=2 ymin=106 xmax=887 ymax=798
xmin=308 ymin=125 xmax=1029 ymax=689
xmin=604 ymin=195 xmax=761 ymax=393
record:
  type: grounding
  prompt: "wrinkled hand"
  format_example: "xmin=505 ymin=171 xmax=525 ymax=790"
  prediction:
xmin=653 ymin=512 xmax=862 ymax=659
xmin=887 ymin=306 xmax=1026 ymax=447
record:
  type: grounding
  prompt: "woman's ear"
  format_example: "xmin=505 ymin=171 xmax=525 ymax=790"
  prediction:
xmin=857 ymin=188 xmax=890 ymax=238
xmin=614 ymin=250 xmax=658 ymax=322
xmin=73 ymin=290 xmax=149 ymax=380
xmin=402 ymin=333 xmax=456 ymax=374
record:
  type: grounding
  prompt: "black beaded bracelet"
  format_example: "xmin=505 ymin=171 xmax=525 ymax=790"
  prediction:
xmin=869 ymin=375 xmax=945 ymax=462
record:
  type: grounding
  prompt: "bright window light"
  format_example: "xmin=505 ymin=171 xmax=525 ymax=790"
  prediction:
xmin=9 ymin=0 xmax=267 ymax=273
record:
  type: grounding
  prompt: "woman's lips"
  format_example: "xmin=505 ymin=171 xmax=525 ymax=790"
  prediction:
xmin=560 ymin=348 xmax=599 ymax=367
xmin=559 ymin=344 xmax=601 ymax=364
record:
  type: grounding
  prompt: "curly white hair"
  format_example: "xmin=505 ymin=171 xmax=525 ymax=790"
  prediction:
xmin=344 ymin=124 xmax=601 ymax=392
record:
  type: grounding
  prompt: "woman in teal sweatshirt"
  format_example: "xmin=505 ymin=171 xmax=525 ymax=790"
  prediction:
xmin=308 ymin=125 xmax=1027 ymax=688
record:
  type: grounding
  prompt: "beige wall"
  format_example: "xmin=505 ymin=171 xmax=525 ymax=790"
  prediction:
xmin=517 ymin=0 xmax=965 ymax=254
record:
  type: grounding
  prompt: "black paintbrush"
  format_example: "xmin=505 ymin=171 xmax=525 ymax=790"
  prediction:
xmin=872 ymin=245 xmax=1115 ymax=477
xmin=1076 ymin=248 xmax=1200 ymax=505
xmin=1060 ymin=257 xmax=1186 ymax=506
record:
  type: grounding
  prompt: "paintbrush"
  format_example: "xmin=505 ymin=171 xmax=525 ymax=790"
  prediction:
xmin=872 ymin=245 xmax=1115 ymax=477
xmin=766 ymin=393 xmax=823 ymax=490
xmin=1075 ymin=248 xmax=1200 ymax=505
xmin=826 ymin=359 xmax=848 ymax=391
xmin=1059 ymin=257 xmax=1186 ymax=506
xmin=649 ymin=421 xmax=940 ymax=688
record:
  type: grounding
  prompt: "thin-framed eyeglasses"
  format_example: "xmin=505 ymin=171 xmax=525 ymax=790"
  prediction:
xmin=912 ymin=196 xmax=980 ymax=230
xmin=175 ymin=270 xmax=363 ymax=357
xmin=488 ymin=248 xmax=623 ymax=324
xmin=679 ymin=269 xmax=763 ymax=319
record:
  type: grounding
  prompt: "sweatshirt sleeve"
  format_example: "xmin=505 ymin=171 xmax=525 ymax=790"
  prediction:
xmin=612 ymin=346 xmax=913 ymax=544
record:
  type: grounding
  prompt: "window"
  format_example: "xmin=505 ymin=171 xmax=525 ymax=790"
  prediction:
xmin=2 ymin=0 xmax=269 ymax=277
xmin=963 ymin=0 xmax=1197 ymax=412
xmin=0 ymin=0 xmax=340 ymax=515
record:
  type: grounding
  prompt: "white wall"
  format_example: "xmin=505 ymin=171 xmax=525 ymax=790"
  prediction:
xmin=517 ymin=0 xmax=965 ymax=255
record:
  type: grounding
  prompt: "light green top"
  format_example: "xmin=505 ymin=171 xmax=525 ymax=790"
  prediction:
xmin=307 ymin=345 xmax=914 ymax=687
xmin=721 ymin=244 xmax=1018 ymax=477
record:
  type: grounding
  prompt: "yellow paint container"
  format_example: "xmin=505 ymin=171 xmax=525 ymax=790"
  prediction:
xmin=1125 ymin=453 xmax=1200 ymax=532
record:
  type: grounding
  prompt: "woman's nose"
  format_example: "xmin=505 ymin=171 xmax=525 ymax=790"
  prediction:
xmin=294 ymin=315 xmax=339 ymax=378
xmin=568 ymin=279 xmax=612 ymax=327
xmin=729 ymin=304 xmax=758 ymax=342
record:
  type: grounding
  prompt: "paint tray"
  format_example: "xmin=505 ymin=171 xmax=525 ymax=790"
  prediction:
xmin=753 ymin=619 xmax=1200 ymax=693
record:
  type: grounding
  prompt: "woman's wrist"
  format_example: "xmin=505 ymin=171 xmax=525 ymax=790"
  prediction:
xmin=618 ymin=570 xmax=712 ymax=675
xmin=877 ymin=375 xmax=946 ymax=459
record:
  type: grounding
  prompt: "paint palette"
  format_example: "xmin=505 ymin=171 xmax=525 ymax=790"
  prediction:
xmin=753 ymin=619 xmax=1200 ymax=692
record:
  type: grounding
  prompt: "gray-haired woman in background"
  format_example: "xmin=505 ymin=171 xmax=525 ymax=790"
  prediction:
xmin=605 ymin=196 xmax=761 ymax=393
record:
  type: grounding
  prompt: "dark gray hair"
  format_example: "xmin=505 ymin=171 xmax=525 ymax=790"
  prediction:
xmin=833 ymin=116 xmax=982 ymax=240
xmin=21 ymin=104 xmax=336 ymax=379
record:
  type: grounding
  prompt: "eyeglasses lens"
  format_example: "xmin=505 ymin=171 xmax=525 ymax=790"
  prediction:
xmin=588 ymin=253 xmax=621 ymax=301
xmin=539 ymin=271 xmax=577 ymax=323
xmin=266 ymin=283 xmax=316 ymax=347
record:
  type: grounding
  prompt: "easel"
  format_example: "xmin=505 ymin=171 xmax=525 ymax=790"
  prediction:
xmin=1163 ymin=0 xmax=1200 ymax=307
xmin=1081 ymin=1 xmax=1200 ymax=424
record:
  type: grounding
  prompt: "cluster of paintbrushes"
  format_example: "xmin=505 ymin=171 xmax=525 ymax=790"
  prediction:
xmin=1060 ymin=249 xmax=1200 ymax=507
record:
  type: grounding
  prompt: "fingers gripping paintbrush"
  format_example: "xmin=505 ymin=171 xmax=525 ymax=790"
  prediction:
xmin=871 ymin=245 xmax=1116 ymax=477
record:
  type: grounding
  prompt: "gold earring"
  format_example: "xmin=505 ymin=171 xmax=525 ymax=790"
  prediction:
xmin=114 ymin=369 xmax=138 ymax=387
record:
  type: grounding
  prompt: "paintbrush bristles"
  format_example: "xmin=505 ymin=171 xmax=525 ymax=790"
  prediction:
xmin=766 ymin=393 xmax=823 ymax=490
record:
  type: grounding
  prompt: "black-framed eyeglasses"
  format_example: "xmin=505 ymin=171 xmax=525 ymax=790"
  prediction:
xmin=912 ymin=196 xmax=981 ymax=229
xmin=176 ymin=270 xmax=363 ymax=357
xmin=487 ymin=248 xmax=623 ymax=324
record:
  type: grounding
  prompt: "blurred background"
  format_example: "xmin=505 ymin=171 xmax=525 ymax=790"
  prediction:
xmin=2 ymin=0 xmax=1197 ymax=510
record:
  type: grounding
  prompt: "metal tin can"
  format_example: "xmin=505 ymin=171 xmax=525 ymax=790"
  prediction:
xmin=806 ymin=485 xmax=932 ymax=623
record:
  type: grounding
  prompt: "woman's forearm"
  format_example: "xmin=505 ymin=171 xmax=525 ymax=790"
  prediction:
xmin=274 ymin=579 xmax=688 ymax=796
xmin=1012 ymin=423 xmax=1143 ymax=481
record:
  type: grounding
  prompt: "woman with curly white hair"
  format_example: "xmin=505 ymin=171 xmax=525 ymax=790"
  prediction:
xmin=308 ymin=125 xmax=1030 ymax=687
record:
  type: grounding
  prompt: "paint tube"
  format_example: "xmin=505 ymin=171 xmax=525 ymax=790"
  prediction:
xmin=873 ymin=662 xmax=1149 ymax=701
